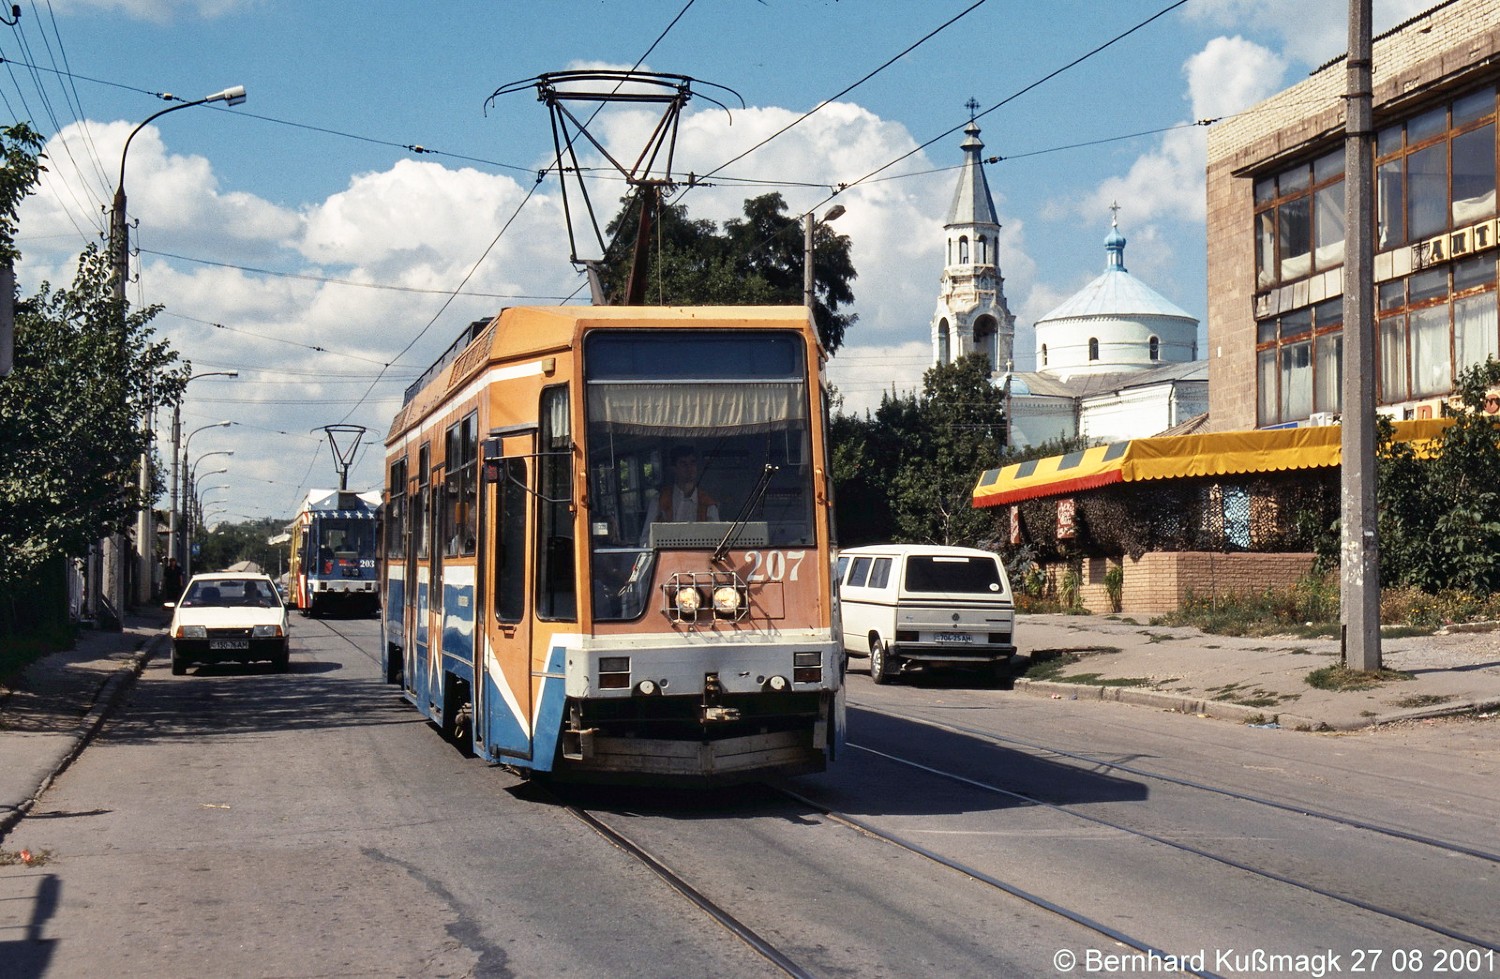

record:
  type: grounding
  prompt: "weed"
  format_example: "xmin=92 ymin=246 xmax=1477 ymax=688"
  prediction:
xmin=1306 ymin=665 xmax=1414 ymax=691
xmin=1391 ymin=693 xmax=1455 ymax=709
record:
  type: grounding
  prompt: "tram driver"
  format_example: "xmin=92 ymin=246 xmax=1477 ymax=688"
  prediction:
xmin=654 ymin=445 xmax=719 ymax=523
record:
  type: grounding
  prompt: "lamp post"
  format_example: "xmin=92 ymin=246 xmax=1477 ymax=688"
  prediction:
xmin=170 ymin=374 xmax=237 ymax=578
xmin=109 ymin=85 xmax=246 ymax=612
xmin=181 ymin=421 xmax=233 ymax=575
xmin=803 ymin=204 xmax=846 ymax=309
xmin=189 ymin=485 xmax=231 ymax=577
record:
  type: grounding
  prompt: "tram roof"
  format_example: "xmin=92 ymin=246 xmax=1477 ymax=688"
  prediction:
xmin=391 ymin=304 xmax=817 ymax=441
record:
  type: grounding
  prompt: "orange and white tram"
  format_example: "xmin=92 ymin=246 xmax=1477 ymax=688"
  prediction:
xmin=381 ymin=305 xmax=845 ymax=782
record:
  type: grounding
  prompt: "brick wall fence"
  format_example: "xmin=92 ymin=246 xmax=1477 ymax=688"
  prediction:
xmin=1038 ymin=551 xmax=1318 ymax=615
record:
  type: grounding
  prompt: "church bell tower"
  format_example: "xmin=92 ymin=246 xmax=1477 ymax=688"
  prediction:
xmin=931 ymin=101 xmax=1015 ymax=373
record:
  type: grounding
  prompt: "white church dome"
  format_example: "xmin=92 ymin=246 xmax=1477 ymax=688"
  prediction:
xmin=1034 ymin=216 xmax=1198 ymax=378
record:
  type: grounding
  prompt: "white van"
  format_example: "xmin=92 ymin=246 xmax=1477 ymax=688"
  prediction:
xmin=835 ymin=544 xmax=1016 ymax=685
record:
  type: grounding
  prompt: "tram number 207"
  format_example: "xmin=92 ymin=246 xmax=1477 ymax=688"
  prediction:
xmin=743 ymin=550 xmax=806 ymax=583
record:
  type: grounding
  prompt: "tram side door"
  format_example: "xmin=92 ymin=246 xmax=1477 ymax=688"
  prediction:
xmin=477 ymin=435 xmax=535 ymax=761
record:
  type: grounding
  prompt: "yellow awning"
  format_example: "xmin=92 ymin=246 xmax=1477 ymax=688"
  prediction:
xmin=972 ymin=419 xmax=1450 ymax=509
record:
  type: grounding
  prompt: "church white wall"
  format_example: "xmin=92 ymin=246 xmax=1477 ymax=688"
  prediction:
xmin=1009 ymin=396 xmax=1076 ymax=450
xmin=1079 ymin=381 xmax=1208 ymax=442
xmin=1035 ymin=315 xmax=1198 ymax=376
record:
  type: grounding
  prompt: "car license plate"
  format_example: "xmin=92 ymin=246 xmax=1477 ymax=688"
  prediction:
xmin=935 ymin=632 xmax=973 ymax=644
xmin=209 ymin=639 xmax=250 ymax=650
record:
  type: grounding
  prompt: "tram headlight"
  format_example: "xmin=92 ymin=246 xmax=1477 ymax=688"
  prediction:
xmin=712 ymin=585 xmax=741 ymax=615
xmin=765 ymin=675 xmax=788 ymax=692
xmin=673 ymin=586 xmax=703 ymax=615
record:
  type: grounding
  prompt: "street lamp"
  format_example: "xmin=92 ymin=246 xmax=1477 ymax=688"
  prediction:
xmin=108 ymin=85 xmax=245 ymax=611
xmin=181 ymin=421 xmax=233 ymax=560
xmin=188 ymin=484 xmax=231 ymax=577
xmin=169 ymin=375 xmax=237 ymax=573
xmin=804 ymin=204 xmax=846 ymax=310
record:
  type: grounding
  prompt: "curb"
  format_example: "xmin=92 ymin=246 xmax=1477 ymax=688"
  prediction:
xmin=0 ymin=634 xmax=162 ymax=841
xmin=1011 ymin=677 xmax=1500 ymax=732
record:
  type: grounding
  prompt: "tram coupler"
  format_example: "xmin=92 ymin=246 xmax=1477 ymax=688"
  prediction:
xmin=562 ymin=727 xmax=598 ymax=761
xmin=700 ymin=672 xmax=742 ymax=723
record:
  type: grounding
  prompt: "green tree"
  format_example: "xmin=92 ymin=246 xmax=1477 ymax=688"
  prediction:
xmin=0 ymin=244 xmax=188 ymax=588
xmin=196 ymin=518 xmax=292 ymax=577
xmin=887 ymin=355 xmax=1010 ymax=547
xmin=1378 ymin=358 xmax=1500 ymax=595
xmin=601 ymin=190 xmax=857 ymax=354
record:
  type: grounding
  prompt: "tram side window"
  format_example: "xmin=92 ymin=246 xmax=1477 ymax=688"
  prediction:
xmin=443 ymin=412 xmax=478 ymax=557
xmin=537 ymin=386 xmax=576 ymax=620
xmin=387 ymin=459 xmax=407 ymax=560
xmin=414 ymin=445 xmax=430 ymax=561
xmin=496 ymin=458 xmax=527 ymax=622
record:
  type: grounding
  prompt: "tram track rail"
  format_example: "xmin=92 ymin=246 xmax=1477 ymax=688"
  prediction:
xmin=315 ymin=618 xmax=1498 ymax=969
xmin=851 ymin=700 xmax=1500 ymax=865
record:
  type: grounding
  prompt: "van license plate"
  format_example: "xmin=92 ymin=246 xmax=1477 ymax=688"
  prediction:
xmin=210 ymin=639 xmax=249 ymax=650
xmin=935 ymin=633 xmax=973 ymax=644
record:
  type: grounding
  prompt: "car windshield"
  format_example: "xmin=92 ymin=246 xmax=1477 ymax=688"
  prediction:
xmin=182 ymin=578 xmax=281 ymax=608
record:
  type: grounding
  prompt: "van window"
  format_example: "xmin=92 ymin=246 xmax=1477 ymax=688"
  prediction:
xmin=836 ymin=555 xmax=849 ymax=583
xmin=847 ymin=556 xmax=873 ymax=587
xmin=868 ymin=557 xmax=892 ymax=589
xmin=905 ymin=555 xmax=1002 ymax=594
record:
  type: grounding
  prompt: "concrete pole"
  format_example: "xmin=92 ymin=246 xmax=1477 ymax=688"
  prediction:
xmin=1341 ymin=0 xmax=1381 ymax=671
xmin=168 ymin=403 xmax=181 ymax=573
xmin=803 ymin=212 xmax=814 ymax=310
xmin=95 ymin=185 xmax=130 ymax=630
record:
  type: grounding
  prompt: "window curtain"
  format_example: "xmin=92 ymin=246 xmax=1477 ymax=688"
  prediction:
xmin=588 ymin=381 xmax=807 ymax=436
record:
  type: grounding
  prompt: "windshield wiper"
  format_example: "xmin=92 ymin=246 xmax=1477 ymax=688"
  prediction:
xmin=713 ymin=464 xmax=778 ymax=563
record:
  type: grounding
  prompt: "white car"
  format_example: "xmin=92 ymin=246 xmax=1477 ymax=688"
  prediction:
xmin=167 ymin=573 xmax=291 ymax=675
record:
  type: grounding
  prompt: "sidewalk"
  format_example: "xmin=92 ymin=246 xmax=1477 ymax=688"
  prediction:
xmin=0 ymin=608 xmax=167 ymax=841
xmin=1014 ymin=613 xmax=1500 ymax=731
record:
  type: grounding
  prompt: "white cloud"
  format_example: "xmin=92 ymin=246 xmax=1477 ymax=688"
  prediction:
xmin=1185 ymin=36 xmax=1288 ymax=122
xmin=1185 ymin=0 xmax=1434 ymax=66
xmin=43 ymin=0 xmax=256 ymax=21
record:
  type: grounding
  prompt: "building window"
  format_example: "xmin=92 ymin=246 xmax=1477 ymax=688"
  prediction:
xmin=1088 ymin=337 xmax=1099 ymax=361
xmin=958 ymin=235 xmax=969 ymax=264
xmin=1376 ymin=257 xmax=1497 ymax=404
xmin=1149 ymin=336 xmax=1160 ymax=361
xmin=1254 ymin=146 xmax=1345 ymax=289
xmin=938 ymin=319 xmax=950 ymax=364
xmin=1255 ymin=300 xmax=1342 ymax=426
xmin=1041 ymin=343 xmax=1048 ymax=367
xmin=1376 ymin=87 xmax=1497 ymax=250
xmin=977 ymin=234 xmax=988 ymax=264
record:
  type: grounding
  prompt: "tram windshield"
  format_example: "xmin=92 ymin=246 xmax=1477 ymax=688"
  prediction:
xmin=314 ymin=517 xmax=377 ymax=572
xmin=583 ymin=330 xmax=817 ymax=620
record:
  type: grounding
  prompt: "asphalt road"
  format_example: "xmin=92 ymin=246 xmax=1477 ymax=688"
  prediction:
xmin=3 ymin=615 xmax=1498 ymax=978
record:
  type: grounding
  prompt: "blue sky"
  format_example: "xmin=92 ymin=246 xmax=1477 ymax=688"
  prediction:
xmin=6 ymin=0 xmax=1432 ymax=523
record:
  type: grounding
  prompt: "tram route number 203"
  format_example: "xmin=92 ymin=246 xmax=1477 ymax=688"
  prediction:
xmin=742 ymin=550 xmax=806 ymax=582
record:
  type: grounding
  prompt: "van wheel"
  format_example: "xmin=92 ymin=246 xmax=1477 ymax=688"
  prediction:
xmin=870 ymin=638 xmax=897 ymax=685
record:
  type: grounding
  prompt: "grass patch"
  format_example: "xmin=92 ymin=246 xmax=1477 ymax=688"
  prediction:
xmin=1305 ymin=664 xmax=1414 ymax=691
xmin=1391 ymin=693 xmax=1455 ymax=709
xmin=1208 ymin=682 xmax=1298 ymax=708
xmin=1022 ymin=646 xmax=1120 ymax=682
xmin=1044 ymin=672 xmax=1153 ymax=687
xmin=0 ymin=847 xmax=52 ymax=867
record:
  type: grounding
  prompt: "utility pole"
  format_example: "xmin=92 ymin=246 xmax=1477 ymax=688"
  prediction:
xmin=1341 ymin=0 xmax=1380 ymax=671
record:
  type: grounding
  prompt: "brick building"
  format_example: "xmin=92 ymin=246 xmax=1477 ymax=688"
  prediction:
xmin=1207 ymin=0 xmax=1500 ymax=431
